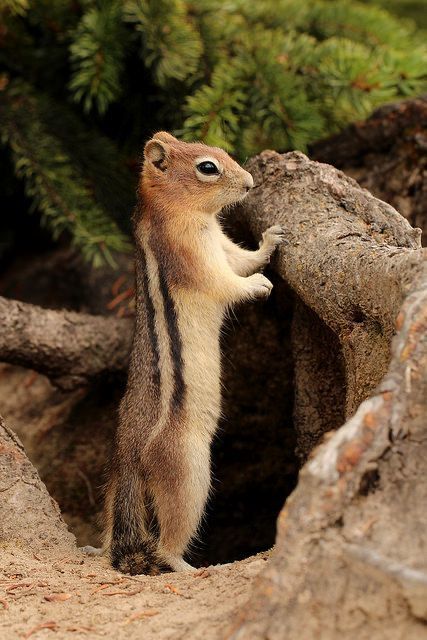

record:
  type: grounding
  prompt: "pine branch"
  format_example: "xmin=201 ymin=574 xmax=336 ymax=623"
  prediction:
xmin=0 ymin=0 xmax=28 ymax=16
xmin=180 ymin=0 xmax=426 ymax=156
xmin=237 ymin=27 xmax=325 ymax=155
xmin=0 ymin=80 xmax=131 ymax=266
xmin=364 ymin=0 xmax=427 ymax=29
xmin=124 ymin=0 xmax=203 ymax=86
xmin=1 ymin=0 xmax=426 ymax=243
xmin=182 ymin=60 xmax=247 ymax=151
xmin=69 ymin=0 xmax=127 ymax=114
xmin=307 ymin=1 xmax=425 ymax=48
xmin=37 ymin=96 xmax=136 ymax=234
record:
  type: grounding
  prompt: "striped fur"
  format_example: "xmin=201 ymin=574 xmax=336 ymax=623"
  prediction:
xmin=104 ymin=132 xmax=285 ymax=574
xmin=155 ymin=252 xmax=186 ymax=413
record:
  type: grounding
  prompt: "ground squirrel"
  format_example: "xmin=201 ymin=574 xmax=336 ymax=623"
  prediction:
xmin=104 ymin=132 xmax=285 ymax=574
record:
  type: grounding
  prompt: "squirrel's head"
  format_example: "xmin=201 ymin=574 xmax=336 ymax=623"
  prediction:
xmin=140 ymin=132 xmax=253 ymax=215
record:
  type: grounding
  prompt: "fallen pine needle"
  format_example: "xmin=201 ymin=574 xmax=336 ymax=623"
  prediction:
xmin=44 ymin=593 xmax=72 ymax=602
xmin=102 ymin=588 xmax=144 ymax=596
xmin=123 ymin=609 xmax=159 ymax=625
xmin=164 ymin=584 xmax=181 ymax=595
xmin=106 ymin=288 xmax=134 ymax=310
xmin=22 ymin=621 xmax=58 ymax=639
xmin=6 ymin=582 xmax=33 ymax=592
xmin=193 ymin=569 xmax=211 ymax=578
xmin=123 ymin=576 xmax=147 ymax=585
xmin=111 ymin=274 xmax=126 ymax=297
xmin=89 ymin=578 xmax=125 ymax=585
xmin=0 ymin=598 xmax=9 ymax=609
xmin=90 ymin=584 xmax=111 ymax=595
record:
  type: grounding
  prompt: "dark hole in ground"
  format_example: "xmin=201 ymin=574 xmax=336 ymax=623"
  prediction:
xmin=1 ymin=240 xmax=299 ymax=566
xmin=200 ymin=274 xmax=298 ymax=564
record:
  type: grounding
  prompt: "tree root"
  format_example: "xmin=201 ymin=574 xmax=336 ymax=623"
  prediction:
xmin=0 ymin=296 xmax=132 ymax=390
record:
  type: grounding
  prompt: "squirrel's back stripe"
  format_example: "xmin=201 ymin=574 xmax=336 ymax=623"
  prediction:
xmin=142 ymin=240 xmax=185 ymax=448
xmin=136 ymin=245 xmax=161 ymax=390
xmin=156 ymin=263 xmax=186 ymax=413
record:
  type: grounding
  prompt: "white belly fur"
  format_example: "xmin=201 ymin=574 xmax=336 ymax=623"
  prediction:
xmin=176 ymin=290 xmax=223 ymax=439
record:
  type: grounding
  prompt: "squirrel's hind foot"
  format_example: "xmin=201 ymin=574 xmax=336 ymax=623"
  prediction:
xmin=112 ymin=553 xmax=165 ymax=576
xmin=111 ymin=538 xmax=169 ymax=576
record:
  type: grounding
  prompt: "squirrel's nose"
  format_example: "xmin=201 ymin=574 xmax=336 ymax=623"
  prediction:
xmin=244 ymin=172 xmax=254 ymax=192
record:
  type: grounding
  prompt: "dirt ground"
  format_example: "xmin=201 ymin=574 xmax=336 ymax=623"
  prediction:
xmin=0 ymin=544 xmax=268 ymax=639
xmin=0 ymin=361 xmax=271 ymax=640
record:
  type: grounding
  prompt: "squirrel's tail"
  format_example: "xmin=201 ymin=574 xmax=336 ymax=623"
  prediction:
xmin=105 ymin=469 xmax=167 ymax=575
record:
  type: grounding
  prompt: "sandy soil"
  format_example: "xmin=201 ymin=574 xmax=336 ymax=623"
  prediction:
xmin=0 ymin=546 xmax=268 ymax=640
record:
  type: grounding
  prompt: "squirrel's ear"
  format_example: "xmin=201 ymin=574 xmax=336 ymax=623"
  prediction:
xmin=152 ymin=131 xmax=179 ymax=145
xmin=144 ymin=139 xmax=169 ymax=171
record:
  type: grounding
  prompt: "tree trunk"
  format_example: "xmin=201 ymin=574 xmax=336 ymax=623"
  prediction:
xmin=233 ymin=150 xmax=424 ymax=456
xmin=225 ymin=151 xmax=427 ymax=639
xmin=312 ymin=96 xmax=427 ymax=246
xmin=227 ymin=263 xmax=427 ymax=640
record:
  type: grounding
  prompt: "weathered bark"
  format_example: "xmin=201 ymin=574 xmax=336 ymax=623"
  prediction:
xmin=0 ymin=414 xmax=74 ymax=552
xmin=222 ymin=149 xmax=427 ymax=639
xmin=228 ymin=263 xmax=427 ymax=640
xmin=0 ymin=296 xmax=132 ymax=390
xmin=312 ymin=96 xmax=427 ymax=245
xmin=235 ymin=150 xmax=424 ymax=455
xmin=291 ymin=299 xmax=346 ymax=461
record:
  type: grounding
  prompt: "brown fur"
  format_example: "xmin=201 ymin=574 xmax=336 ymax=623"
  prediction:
xmin=104 ymin=132 xmax=285 ymax=574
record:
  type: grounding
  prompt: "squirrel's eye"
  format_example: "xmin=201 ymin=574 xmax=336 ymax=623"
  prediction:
xmin=197 ymin=161 xmax=220 ymax=175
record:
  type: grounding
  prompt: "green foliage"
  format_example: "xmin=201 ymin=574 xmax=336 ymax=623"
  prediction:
xmin=0 ymin=0 xmax=425 ymax=264
xmin=362 ymin=0 xmax=427 ymax=30
xmin=124 ymin=0 xmax=203 ymax=86
xmin=181 ymin=0 xmax=426 ymax=156
xmin=69 ymin=1 xmax=127 ymax=114
xmin=0 ymin=0 xmax=28 ymax=15
xmin=182 ymin=60 xmax=247 ymax=151
xmin=0 ymin=81 xmax=131 ymax=266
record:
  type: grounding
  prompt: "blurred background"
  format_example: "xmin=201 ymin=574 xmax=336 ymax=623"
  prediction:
xmin=0 ymin=0 xmax=425 ymax=565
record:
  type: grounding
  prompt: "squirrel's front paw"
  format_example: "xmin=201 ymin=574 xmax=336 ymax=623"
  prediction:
xmin=261 ymin=225 xmax=286 ymax=251
xmin=246 ymin=273 xmax=273 ymax=299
